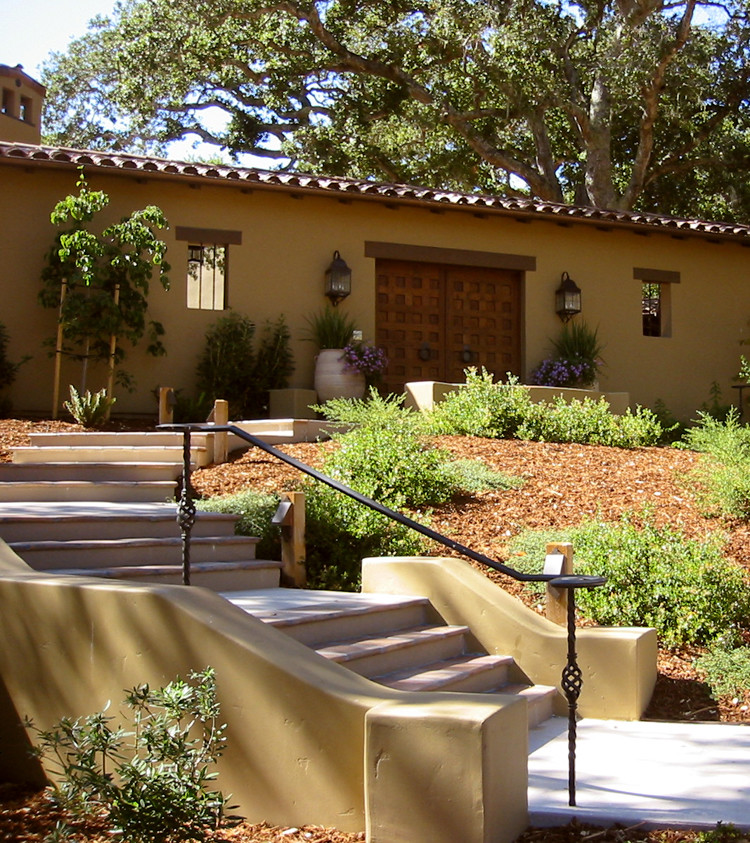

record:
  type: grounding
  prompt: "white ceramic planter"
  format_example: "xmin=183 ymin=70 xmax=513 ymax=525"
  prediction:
xmin=314 ymin=348 xmax=366 ymax=402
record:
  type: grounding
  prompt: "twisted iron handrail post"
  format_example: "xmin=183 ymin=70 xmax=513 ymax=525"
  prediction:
xmin=177 ymin=428 xmax=197 ymax=586
xmin=549 ymin=574 xmax=606 ymax=807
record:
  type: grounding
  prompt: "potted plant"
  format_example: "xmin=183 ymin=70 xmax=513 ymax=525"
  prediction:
xmin=342 ymin=341 xmax=388 ymax=387
xmin=305 ymin=307 xmax=364 ymax=401
xmin=531 ymin=321 xmax=604 ymax=389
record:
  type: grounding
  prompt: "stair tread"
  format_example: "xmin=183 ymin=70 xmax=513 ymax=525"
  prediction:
xmin=0 ymin=510 xmax=236 ymax=524
xmin=0 ymin=480 xmax=176 ymax=486
xmin=9 ymin=535 xmax=259 ymax=550
xmin=316 ymin=624 xmax=469 ymax=663
xmin=375 ymin=653 xmax=514 ymax=691
xmin=257 ymin=596 xmax=430 ymax=627
xmin=13 ymin=445 xmax=207 ymax=452
xmin=54 ymin=559 xmax=283 ymax=576
xmin=502 ymin=682 xmax=558 ymax=697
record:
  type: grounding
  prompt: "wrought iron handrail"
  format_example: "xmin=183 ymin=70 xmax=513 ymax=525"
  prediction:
xmin=159 ymin=421 xmax=605 ymax=806
xmin=163 ymin=422 xmax=580 ymax=584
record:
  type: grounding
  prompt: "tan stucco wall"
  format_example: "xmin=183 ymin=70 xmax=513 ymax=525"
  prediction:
xmin=0 ymin=564 xmax=529 ymax=841
xmin=1 ymin=160 xmax=749 ymax=420
xmin=362 ymin=556 xmax=658 ymax=720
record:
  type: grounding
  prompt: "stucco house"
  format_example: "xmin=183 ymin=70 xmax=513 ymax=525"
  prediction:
xmin=2 ymin=62 xmax=749 ymax=421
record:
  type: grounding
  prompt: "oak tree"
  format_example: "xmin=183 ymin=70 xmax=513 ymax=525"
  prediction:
xmin=40 ymin=0 xmax=750 ymax=217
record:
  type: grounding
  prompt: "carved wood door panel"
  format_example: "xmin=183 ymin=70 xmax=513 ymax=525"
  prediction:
xmin=375 ymin=259 xmax=522 ymax=395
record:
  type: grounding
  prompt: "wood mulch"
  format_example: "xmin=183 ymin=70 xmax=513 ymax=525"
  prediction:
xmin=2 ymin=420 xmax=750 ymax=841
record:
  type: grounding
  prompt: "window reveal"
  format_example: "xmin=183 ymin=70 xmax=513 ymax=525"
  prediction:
xmin=187 ymin=243 xmax=227 ymax=310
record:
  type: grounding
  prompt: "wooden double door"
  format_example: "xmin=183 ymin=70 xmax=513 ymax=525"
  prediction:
xmin=375 ymin=259 xmax=522 ymax=395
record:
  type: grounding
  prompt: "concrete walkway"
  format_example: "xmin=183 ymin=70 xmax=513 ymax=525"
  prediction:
xmin=529 ymin=716 xmax=750 ymax=830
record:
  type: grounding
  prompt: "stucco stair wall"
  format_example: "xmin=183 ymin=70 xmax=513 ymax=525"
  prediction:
xmin=8 ymin=534 xmax=261 ymax=569
xmin=0 ymin=503 xmax=238 ymax=542
xmin=226 ymin=588 xmax=558 ymax=728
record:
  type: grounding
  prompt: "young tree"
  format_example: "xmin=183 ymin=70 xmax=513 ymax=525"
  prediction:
xmin=40 ymin=0 xmax=750 ymax=218
xmin=39 ymin=169 xmax=170 ymax=407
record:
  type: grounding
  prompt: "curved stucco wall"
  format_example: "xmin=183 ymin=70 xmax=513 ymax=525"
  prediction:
xmin=0 ymin=565 xmax=528 ymax=842
xmin=362 ymin=556 xmax=658 ymax=720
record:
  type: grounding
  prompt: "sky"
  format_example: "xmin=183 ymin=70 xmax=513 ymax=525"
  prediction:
xmin=0 ymin=0 xmax=239 ymax=162
xmin=0 ymin=0 xmax=116 ymax=80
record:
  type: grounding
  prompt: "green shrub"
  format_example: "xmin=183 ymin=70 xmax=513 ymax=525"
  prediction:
xmin=303 ymin=483 xmax=426 ymax=590
xmin=324 ymin=424 xmax=458 ymax=509
xmin=425 ymin=368 xmax=663 ymax=447
xmin=26 ymin=667 xmax=226 ymax=843
xmin=0 ymin=322 xmax=29 ymax=418
xmin=516 ymin=397 xmax=663 ymax=448
xmin=682 ymin=410 xmax=750 ymax=518
xmin=550 ymin=320 xmax=604 ymax=369
xmin=510 ymin=512 xmax=750 ymax=647
xmin=196 ymin=312 xmax=293 ymax=419
xmin=64 ymin=385 xmax=115 ymax=427
xmin=197 ymin=489 xmax=281 ymax=559
xmin=426 ymin=368 xmax=535 ymax=438
xmin=696 ymin=645 xmax=750 ymax=698
xmin=314 ymin=388 xmax=423 ymax=431
xmin=573 ymin=513 xmax=750 ymax=646
xmin=304 ymin=306 xmax=358 ymax=350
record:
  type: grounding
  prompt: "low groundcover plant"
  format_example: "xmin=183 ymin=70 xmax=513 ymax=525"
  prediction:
xmin=26 ymin=667 xmax=227 ymax=843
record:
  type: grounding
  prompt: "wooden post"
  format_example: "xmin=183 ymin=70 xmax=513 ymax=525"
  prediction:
xmin=104 ymin=283 xmax=120 ymax=420
xmin=52 ymin=279 xmax=67 ymax=419
xmin=279 ymin=492 xmax=306 ymax=587
xmin=158 ymin=387 xmax=175 ymax=425
xmin=545 ymin=542 xmax=574 ymax=626
xmin=212 ymin=399 xmax=229 ymax=464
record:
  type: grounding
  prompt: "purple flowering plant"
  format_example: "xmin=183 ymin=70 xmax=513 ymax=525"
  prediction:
xmin=342 ymin=341 xmax=388 ymax=379
xmin=530 ymin=357 xmax=598 ymax=388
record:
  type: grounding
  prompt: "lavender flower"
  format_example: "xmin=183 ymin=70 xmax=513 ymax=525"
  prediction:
xmin=530 ymin=357 xmax=598 ymax=387
xmin=342 ymin=342 xmax=389 ymax=378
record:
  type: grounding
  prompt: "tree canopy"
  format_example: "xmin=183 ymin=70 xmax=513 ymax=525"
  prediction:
xmin=40 ymin=0 xmax=750 ymax=218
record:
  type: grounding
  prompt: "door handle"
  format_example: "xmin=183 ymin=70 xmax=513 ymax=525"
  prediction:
xmin=419 ymin=342 xmax=432 ymax=361
xmin=462 ymin=345 xmax=474 ymax=363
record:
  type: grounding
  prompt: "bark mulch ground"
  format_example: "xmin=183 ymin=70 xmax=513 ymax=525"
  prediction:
xmin=2 ymin=420 xmax=749 ymax=842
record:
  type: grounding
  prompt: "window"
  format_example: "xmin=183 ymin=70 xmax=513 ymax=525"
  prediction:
xmin=634 ymin=268 xmax=679 ymax=338
xmin=187 ymin=243 xmax=227 ymax=310
xmin=642 ymin=282 xmax=663 ymax=337
xmin=1 ymin=87 xmax=15 ymax=116
xmin=175 ymin=226 xmax=242 ymax=311
xmin=19 ymin=96 xmax=32 ymax=123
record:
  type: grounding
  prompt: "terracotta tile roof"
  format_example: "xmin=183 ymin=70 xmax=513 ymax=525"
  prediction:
xmin=2 ymin=140 xmax=750 ymax=244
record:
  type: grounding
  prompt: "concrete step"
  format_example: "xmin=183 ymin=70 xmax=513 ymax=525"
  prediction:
xmin=259 ymin=596 xmax=434 ymax=646
xmin=503 ymin=684 xmax=558 ymax=728
xmin=224 ymin=588 xmax=558 ymax=728
xmin=0 ymin=480 xmax=177 ymax=502
xmin=0 ymin=462 xmax=183 ymax=482
xmin=28 ymin=431 xmax=212 ymax=448
xmin=12 ymin=445 xmax=211 ymax=466
xmin=54 ymin=559 xmax=282 ymax=591
xmin=9 ymin=535 xmax=259 ymax=570
xmin=316 ymin=624 xmax=471 ymax=678
xmin=0 ymin=503 xmax=238 ymax=542
xmin=375 ymin=653 xmax=515 ymax=693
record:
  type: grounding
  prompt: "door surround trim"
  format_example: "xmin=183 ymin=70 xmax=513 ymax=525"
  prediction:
xmin=365 ymin=241 xmax=536 ymax=271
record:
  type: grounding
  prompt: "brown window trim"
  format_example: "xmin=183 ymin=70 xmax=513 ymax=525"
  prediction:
xmin=633 ymin=267 xmax=680 ymax=284
xmin=365 ymin=241 xmax=536 ymax=271
xmin=176 ymin=226 xmax=242 ymax=245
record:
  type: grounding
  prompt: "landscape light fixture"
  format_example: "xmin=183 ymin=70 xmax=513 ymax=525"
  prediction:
xmin=555 ymin=272 xmax=582 ymax=322
xmin=324 ymin=250 xmax=352 ymax=306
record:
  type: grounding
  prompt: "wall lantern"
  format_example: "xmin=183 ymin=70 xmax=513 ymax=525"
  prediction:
xmin=324 ymin=250 xmax=352 ymax=306
xmin=555 ymin=272 xmax=582 ymax=322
